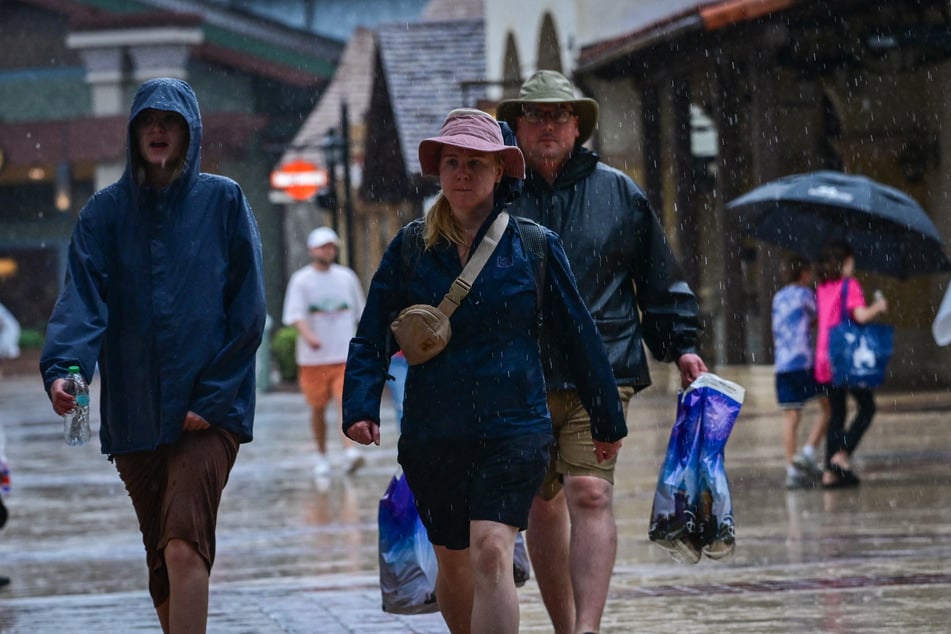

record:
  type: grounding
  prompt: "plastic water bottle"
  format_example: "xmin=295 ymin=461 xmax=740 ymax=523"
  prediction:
xmin=63 ymin=365 xmax=91 ymax=446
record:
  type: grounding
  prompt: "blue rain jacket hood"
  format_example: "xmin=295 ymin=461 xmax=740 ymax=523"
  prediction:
xmin=41 ymin=78 xmax=266 ymax=455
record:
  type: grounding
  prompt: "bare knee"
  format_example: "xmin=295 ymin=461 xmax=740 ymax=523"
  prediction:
xmin=564 ymin=476 xmax=612 ymax=513
xmin=471 ymin=533 xmax=510 ymax=584
xmin=164 ymin=538 xmax=205 ymax=574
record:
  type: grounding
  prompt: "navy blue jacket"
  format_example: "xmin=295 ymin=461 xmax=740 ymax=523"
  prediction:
xmin=40 ymin=78 xmax=266 ymax=455
xmin=509 ymin=148 xmax=702 ymax=392
xmin=343 ymin=205 xmax=627 ymax=443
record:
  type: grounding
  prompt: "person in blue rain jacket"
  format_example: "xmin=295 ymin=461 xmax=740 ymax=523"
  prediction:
xmin=342 ymin=109 xmax=626 ymax=634
xmin=40 ymin=78 xmax=266 ymax=633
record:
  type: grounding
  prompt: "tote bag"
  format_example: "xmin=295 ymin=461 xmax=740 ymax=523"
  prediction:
xmin=829 ymin=279 xmax=894 ymax=389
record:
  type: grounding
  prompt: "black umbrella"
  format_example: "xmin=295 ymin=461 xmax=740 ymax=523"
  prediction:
xmin=728 ymin=170 xmax=951 ymax=278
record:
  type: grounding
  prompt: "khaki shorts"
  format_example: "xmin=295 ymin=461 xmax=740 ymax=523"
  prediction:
xmin=537 ymin=386 xmax=634 ymax=500
xmin=114 ymin=427 xmax=239 ymax=607
xmin=298 ymin=363 xmax=345 ymax=409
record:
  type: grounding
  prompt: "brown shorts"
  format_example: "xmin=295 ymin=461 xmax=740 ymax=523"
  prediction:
xmin=537 ymin=386 xmax=634 ymax=501
xmin=114 ymin=427 xmax=239 ymax=607
xmin=298 ymin=363 xmax=345 ymax=409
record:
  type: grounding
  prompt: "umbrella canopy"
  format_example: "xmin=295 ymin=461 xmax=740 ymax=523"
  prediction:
xmin=728 ymin=170 xmax=951 ymax=279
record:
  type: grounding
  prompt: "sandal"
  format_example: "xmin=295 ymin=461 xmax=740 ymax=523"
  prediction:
xmin=822 ymin=463 xmax=860 ymax=489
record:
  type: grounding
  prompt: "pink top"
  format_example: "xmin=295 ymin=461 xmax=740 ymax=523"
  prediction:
xmin=814 ymin=278 xmax=866 ymax=384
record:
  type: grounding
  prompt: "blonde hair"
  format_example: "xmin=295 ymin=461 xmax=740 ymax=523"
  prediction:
xmin=421 ymin=152 xmax=505 ymax=250
xmin=423 ymin=193 xmax=465 ymax=249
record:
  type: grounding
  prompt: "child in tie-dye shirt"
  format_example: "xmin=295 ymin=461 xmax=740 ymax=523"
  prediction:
xmin=772 ymin=255 xmax=830 ymax=488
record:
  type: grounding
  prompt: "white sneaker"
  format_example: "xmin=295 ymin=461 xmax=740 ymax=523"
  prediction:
xmin=313 ymin=453 xmax=330 ymax=477
xmin=792 ymin=452 xmax=822 ymax=477
xmin=785 ymin=468 xmax=813 ymax=489
xmin=345 ymin=447 xmax=365 ymax=474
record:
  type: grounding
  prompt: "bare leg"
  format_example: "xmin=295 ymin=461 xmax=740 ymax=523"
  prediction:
xmin=164 ymin=538 xmax=210 ymax=634
xmin=333 ymin=397 xmax=354 ymax=450
xmin=783 ymin=408 xmax=801 ymax=464
xmin=433 ymin=545 xmax=473 ymax=634
xmin=564 ymin=475 xmax=616 ymax=634
xmin=310 ymin=406 xmax=327 ymax=454
xmin=527 ymin=492 xmax=574 ymax=634
xmin=156 ymin=601 xmax=170 ymax=633
xmin=470 ymin=520 xmax=519 ymax=634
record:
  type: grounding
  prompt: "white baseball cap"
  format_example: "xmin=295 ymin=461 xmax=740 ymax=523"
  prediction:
xmin=307 ymin=227 xmax=340 ymax=249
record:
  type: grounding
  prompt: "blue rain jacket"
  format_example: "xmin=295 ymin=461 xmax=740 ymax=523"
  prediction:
xmin=510 ymin=148 xmax=702 ymax=392
xmin=343 ymin=205 xmax=627 ymax=443
xmin=40 ymin=78 xmax=266 ymax=455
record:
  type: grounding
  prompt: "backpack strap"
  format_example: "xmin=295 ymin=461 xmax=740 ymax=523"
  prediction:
xmin=514 ymin=216 xmax=548 ymax=317
xmin=840 ymin=277 xmax=852 ymax=324
xmin=399 ymin=218 xmax=426 ymax=281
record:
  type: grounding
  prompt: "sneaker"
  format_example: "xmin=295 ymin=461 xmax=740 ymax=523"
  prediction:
xmin=785 ymin=468 xmax=814 ymax=490
xmin=792 ymin=452 xmax=822 ymax=477
xmin=313 ymin=453 xmax=331 ymax=477
xmin=345 ymin=447 xmax=365 ymax=474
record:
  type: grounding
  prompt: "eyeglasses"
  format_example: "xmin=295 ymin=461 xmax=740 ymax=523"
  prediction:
xmin=520 ymin=106 xmax=576 ymax=125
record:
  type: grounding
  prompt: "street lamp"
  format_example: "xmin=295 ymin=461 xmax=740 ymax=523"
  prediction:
xmin=319 ymin=101 xmax=355 ymax=268
xmin=319 ymin=127 xmax=342 ymax=234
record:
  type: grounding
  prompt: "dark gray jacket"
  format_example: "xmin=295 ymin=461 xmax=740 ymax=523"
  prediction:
xmin=509 ymin=148 xmax=702 ymax=391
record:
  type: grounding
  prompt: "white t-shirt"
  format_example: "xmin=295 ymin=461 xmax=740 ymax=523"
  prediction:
xmin=282 ymin=264 xmax=365 ymax=366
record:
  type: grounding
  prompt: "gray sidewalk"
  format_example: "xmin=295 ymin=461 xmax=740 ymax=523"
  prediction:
xmin=2 ymin=367 xmax=951 ymax=633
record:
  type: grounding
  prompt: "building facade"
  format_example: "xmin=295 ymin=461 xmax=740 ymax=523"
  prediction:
xmin=0 ymin=0 xmax=343 ymax=335
xmin=481 ymin=0 xmax=951 ymax=387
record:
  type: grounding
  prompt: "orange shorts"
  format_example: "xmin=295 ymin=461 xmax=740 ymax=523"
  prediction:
xmin=298 ymin=363 xmax=346 ymax=409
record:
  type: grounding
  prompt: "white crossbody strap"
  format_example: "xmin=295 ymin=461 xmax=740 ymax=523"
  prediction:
xmin=438 ymin=212 xmax=508 ymax=316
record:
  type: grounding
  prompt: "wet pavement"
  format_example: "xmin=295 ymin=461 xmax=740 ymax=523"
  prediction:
xmin=1 ymin=365 xmax=951 ymax=633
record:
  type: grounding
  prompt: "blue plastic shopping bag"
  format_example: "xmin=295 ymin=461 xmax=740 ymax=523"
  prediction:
xmin=378 ymin=471 xmax=439 ymax=614
xmin=649 ymin=373 xmax=745 ymax=563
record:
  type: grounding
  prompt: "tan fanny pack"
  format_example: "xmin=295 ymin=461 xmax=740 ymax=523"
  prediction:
xmin=390 ymin=212 xmax=508 ymax=365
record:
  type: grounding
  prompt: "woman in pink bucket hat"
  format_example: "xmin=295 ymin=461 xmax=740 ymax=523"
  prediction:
xmin=343 ymin=108 xmax=626 ymax=633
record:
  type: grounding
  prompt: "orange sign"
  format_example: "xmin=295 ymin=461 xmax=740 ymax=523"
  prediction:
xmin=270 ymin=160 xmax=328 ymax=201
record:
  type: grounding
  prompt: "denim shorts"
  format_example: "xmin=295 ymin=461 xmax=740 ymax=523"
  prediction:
xmin=398 ymin=433 xmax=551 ymax=550
xmin=775 ymin=369 xmax=825 ymax=409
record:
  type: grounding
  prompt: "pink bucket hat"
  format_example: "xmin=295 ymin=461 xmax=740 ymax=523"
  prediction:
xmin=418 ymin=108 xmax=525 ymax=179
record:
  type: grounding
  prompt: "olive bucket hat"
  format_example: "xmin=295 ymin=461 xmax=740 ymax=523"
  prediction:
xmin=496 ymin=70 xmax=600 ymax=144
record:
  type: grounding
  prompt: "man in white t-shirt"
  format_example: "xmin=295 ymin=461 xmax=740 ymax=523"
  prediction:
xmin=283 ymin=227 xmax=366 ymax=476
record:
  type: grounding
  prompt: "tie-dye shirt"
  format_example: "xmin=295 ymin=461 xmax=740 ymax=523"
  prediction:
xmin=772 ymin=284 xmax=816 ymax=373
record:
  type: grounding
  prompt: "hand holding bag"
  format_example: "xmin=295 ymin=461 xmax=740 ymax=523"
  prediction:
xmin=391 ymin=212 xmax=508 ymax=365
xmin=829 ymin=278 xmax=894 ymax=389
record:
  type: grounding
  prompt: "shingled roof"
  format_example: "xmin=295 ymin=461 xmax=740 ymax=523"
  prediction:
xmin=376 ymin=18 xmax=486 ymax=178
xmin=281 ymin=26 xmax=377 ymax=169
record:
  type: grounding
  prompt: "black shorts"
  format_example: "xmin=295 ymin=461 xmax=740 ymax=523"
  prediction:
xmin=398 ymin=434 xmax=551 ymax=550
xmin=775 ymin=369 xmax=825 ymax=409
